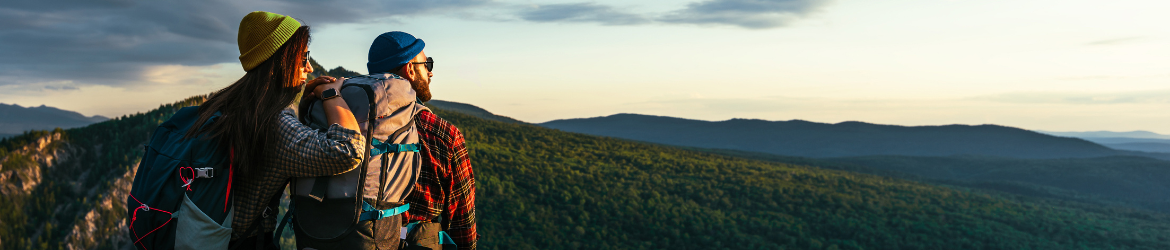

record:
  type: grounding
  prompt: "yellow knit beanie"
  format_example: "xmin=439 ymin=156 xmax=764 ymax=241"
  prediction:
xmin=237 ymin=11 xmax=302 ymax=71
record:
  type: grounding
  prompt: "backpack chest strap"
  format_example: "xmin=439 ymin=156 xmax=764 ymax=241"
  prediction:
xmin=359 ymin=201 xmax=409 ymax=221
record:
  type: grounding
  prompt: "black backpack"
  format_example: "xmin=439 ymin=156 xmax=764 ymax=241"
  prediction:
xmin=126 ymin=107 xmax=247 ymax=250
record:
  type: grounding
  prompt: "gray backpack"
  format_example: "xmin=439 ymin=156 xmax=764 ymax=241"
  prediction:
xmin=280 ymin=73 xmax=428 ymax=249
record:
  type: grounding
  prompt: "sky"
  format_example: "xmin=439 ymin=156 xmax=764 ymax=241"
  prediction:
xmin=1 ymin=0 xmax=1167 ymax=133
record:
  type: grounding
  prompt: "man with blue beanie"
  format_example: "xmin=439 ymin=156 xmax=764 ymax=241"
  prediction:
xmin=369 ymin=31 xmax=478 ymax=250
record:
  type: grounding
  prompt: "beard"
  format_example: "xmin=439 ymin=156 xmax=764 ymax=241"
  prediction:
xmin=410 ymin=76 xmax=432 ymax=102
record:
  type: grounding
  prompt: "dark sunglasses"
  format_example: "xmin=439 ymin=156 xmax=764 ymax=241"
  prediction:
xmin=303 ymin=51 xmax=311 ymax=66
xmin=412 ymin=57 xmax=433 ymax=71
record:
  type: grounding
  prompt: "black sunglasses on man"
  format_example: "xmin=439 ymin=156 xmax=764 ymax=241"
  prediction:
xmin=412 ymin=57 xmax=433 ymax=71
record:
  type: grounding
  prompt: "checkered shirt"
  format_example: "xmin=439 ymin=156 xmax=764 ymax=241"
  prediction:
xmin=403 ymin=110 xmax=478 ymax=250
xmin=230 ymin=108 xmax=365 ymax=239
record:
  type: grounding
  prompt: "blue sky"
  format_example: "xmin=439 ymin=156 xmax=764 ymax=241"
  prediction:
xmin=1 ymin=0 xmax=1167 ymax=133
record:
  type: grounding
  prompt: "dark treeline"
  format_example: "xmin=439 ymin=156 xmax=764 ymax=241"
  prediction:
xmin=441 ymin=108 xmax=1170 ymax=250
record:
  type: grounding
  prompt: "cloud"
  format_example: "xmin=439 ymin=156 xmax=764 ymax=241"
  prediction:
xmin=1085 ymin=37 xmax=1143 ymax=46
xmin=43 ymin=85 xmax=80 ymax=91
xmin=509 ymin=0 xmax=830 ymax=29
xmin=0 ymin=0 xmax=488 ymax=88
xmin=631 ymin=96 xmax=801 ymax=113
xmin=518 ymin=3 xmax=649 ymax=25
xmin=658 ymin=0 xmax=831 ymax=29
xmin=0 ymin=0 xmax=829 ymax=91
xmin=972 ymin=90 xmax=1170 ymax=105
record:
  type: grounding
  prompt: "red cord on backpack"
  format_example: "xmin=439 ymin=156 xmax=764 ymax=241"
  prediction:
xmin=178 ymin=166 xmax=194 ymax=191
xmin=129 ymin=194 xmax=173 ymax=250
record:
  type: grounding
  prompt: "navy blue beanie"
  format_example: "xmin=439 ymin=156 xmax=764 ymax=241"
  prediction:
xmin=367 ymin=31 xmax=425 ymax=74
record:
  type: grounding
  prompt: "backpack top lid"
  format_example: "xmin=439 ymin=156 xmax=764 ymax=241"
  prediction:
xmin=163 ymin=106 xmax=219 ymax=134
xmin=302 ymin=73 xmax=427 ymax=136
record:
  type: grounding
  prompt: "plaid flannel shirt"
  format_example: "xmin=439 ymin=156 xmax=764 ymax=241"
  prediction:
xmin=230 ymin=108 xmax=365 ymax=239
xmin=403 ymin=110 xmax=478 ymax=250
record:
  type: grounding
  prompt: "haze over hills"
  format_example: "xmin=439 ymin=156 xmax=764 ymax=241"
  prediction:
xmin=426 ymin=100 xmax=525 ymax=124
xmin=540 ymin=113 xmax=1129 ymax=159
xmin=1039 ymin=130 xmax=1170 ymax=139
xmin=1094 ymin=141 xmax=1170 ymax=153
xmin=0 ymin=103 xmax=108 ymax=139
xmin=1037 ymin=131 xmax=1170 ymax=153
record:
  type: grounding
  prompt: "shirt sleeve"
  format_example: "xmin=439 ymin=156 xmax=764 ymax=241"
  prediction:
xmin=268 ymin=109 xmax=366 ymax=178
xmin=444 ymin=125 xmax=478 ymax=250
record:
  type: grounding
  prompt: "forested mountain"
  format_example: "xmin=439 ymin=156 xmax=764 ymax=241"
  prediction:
xmin=536 ymin=113 xmax=1170 ymax=214
xmin=825 ymin=155 xmax=1170 ymax=213
xmin=309 ymin=58 xmax=362 ymax=78
xmin=7 ymin=96 xmax=1170 ymax=249
xmin=540 ymin=113 xmax=1132 ymax=159
xmin=427 ymin=100 xmax=525 ymax=124
xmin=6 ymin=71 xmax=1170 ymax=249
xmin=447 ymin=107 xmax=1170 ymax=250
xmin=0 ymin=103 xmax=108 ymax=138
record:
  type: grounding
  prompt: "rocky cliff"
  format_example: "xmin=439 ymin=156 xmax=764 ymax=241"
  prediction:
xmin=0 ymin=131 xmax=136 ymax=250
xmin=0 ymin=132 xmax=73 ymax=196
xmin=0 ymin=96 xmax=203 ymax=249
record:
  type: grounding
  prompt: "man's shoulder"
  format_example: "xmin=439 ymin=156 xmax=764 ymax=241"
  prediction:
xmin=416 ymin=110 xmax=463 ymax=138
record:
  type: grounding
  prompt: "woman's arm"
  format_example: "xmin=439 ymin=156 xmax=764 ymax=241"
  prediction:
xmin=307 ymin=77 xmax=360 ymax=132
xmin=268 ymin=109 xmax=366 ymax=177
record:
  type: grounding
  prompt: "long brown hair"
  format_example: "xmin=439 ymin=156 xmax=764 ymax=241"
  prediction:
xmin=186 ymin=26 xmax=311 ymax=179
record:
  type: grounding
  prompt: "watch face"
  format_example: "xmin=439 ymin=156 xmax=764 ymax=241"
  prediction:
xmin=323 ymin=88 xmax=338 ymax=99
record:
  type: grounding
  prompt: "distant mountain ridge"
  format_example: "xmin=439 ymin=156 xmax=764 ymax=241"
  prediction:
xmin=1038 ymin=131 xmax=1170 ymax=153
xmin=425 ymin=100 xmax=525 ymax=124
xmin=540 ymin=113 xmax=1125 ymax=159
xmin=1039 ymin=130 xmax=1170 ymax=139
xmin=0 ymin=103 xmax=108 ymax=138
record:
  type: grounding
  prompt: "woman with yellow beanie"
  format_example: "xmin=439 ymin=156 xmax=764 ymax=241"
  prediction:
xmin=183 ymin=11 xmax=365 ymax=249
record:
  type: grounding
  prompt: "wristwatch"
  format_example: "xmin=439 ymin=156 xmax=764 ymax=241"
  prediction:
xmin=321 ymin=88 xmax=340 ymax=100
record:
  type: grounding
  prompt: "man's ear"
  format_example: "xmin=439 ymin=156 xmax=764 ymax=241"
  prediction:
xmin=399 ymin=64 xmax=416 ymax=81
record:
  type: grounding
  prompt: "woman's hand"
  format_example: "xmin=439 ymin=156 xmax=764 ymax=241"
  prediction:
xmin=304 ymin=76 xmax=339 ymax=99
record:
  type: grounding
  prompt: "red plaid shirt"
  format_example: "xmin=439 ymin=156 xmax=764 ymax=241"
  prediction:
xmin=404 ymin=110 xmax=478 ymax=250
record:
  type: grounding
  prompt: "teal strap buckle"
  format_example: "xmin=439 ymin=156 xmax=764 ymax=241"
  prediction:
xmin=359 ymin=201 xmax=409 ymax=221
xmin=370 ymin=138 xmax=420 ymax=156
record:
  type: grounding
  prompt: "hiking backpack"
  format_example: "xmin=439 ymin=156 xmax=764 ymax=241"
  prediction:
xmin=279 ymin=73 xmax=453 ymax=250
xmin=126 ymin=107 xmax=248 ymax=250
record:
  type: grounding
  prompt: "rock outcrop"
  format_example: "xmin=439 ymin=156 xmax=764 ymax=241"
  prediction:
xmin=0 ymin=132 xmax=77 ymax=196
xmin=65 ymin=165 xmax=136 ymax=250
